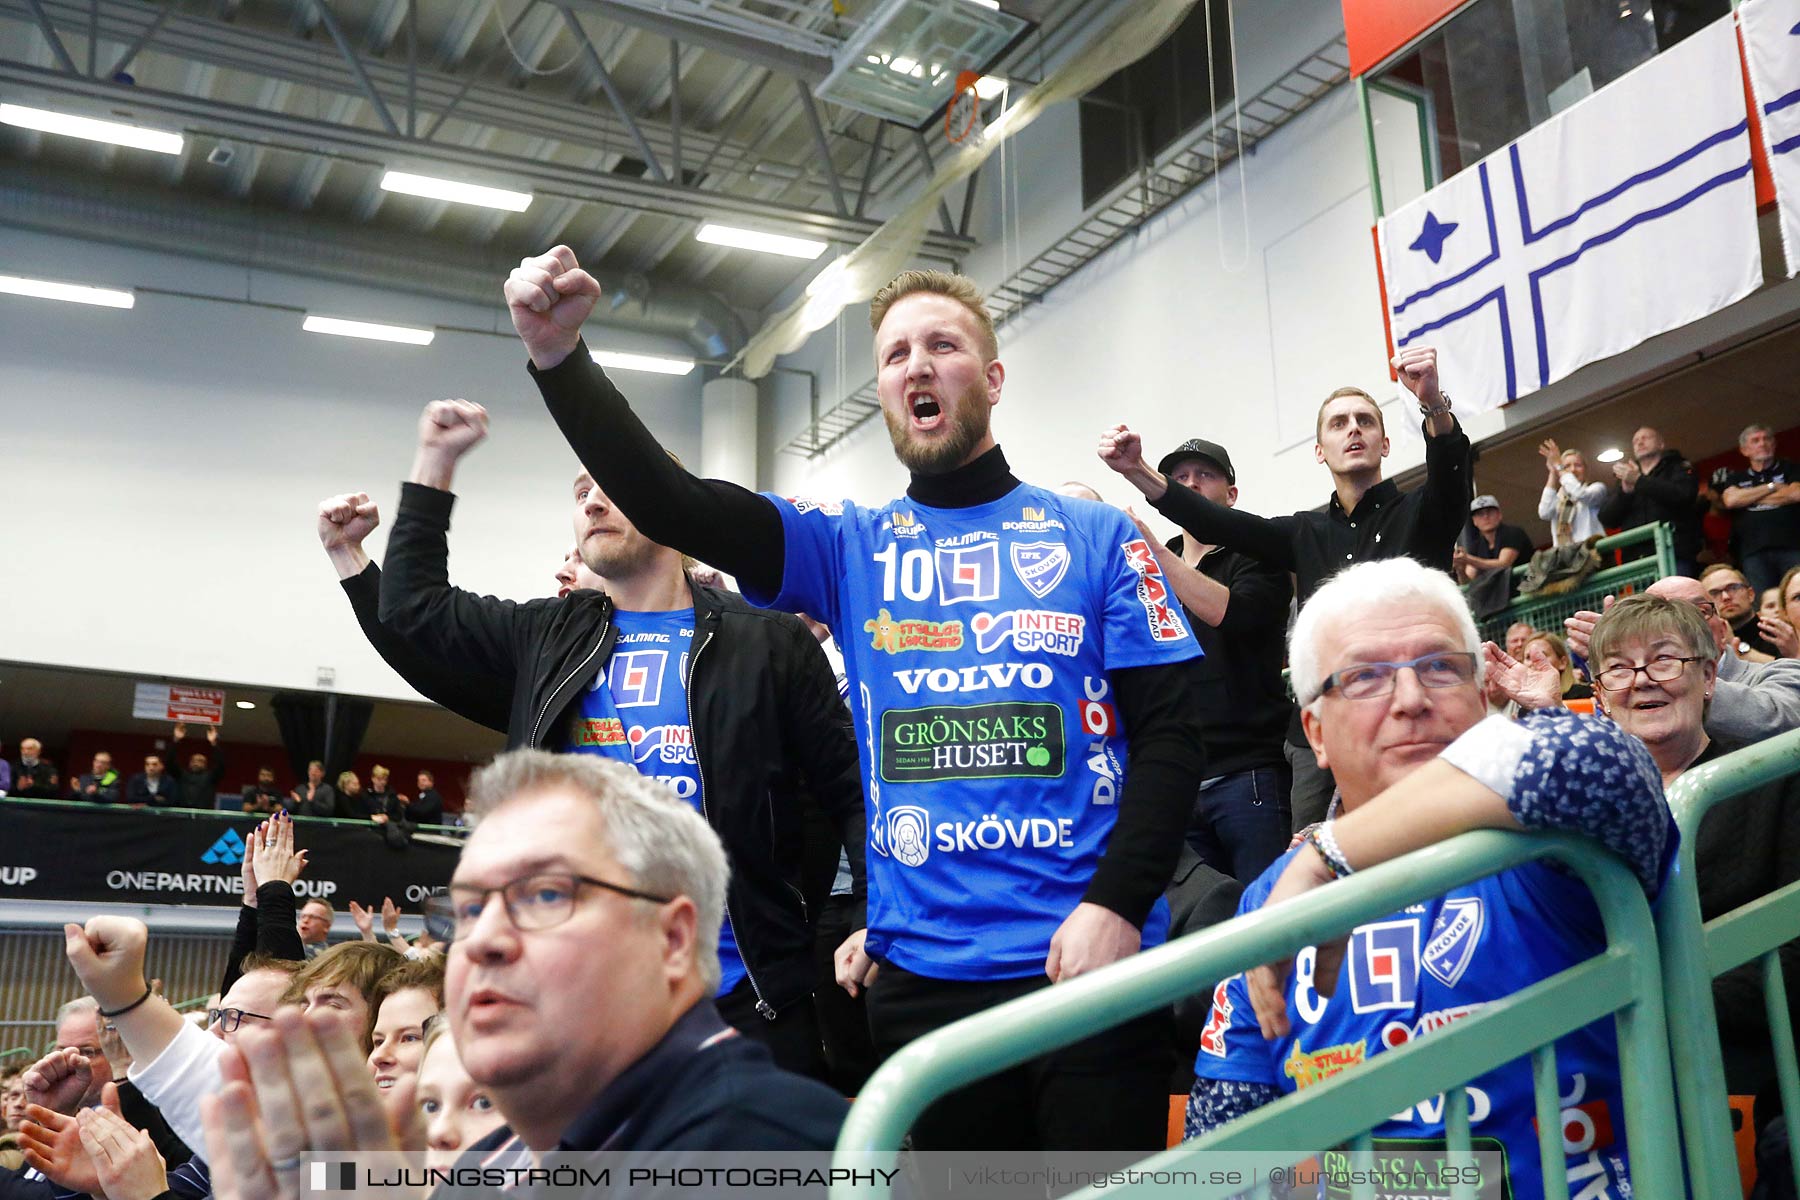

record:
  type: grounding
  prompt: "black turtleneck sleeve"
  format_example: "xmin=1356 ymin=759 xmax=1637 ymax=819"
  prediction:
xmin=531 ymin=341 xmax=785 ymax=595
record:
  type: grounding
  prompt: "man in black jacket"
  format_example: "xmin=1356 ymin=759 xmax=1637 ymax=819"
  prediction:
xmin=124 ymin=754 xmax=179 ymax=807
xmin=1600 ymin=425 xmax=1702 ymax=577
xmin=505 ymin=248 xmax=1206 ymax=1153
xmin=377 ymin=401 xmax=864 ymax=1081
xmin=165 ymin=724 xmax=224 ymax=810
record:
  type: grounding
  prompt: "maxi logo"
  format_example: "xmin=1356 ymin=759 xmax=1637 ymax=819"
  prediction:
xmin=864 ymin=609 xmax=964 ymax=654
xmin=1081 ymin=676 xmax=1120 ymax=806
xmin=1120 ymin=539 xmax=1188 ymax=642
xmin=893 ymin=662 xmax=1054 ymax=695
xmin=201 ymin=829 xmax=246 ymax=866
xmin=626 ymin=724 xmax=697 ymax=766
xmin=877 ymin=802 xmax=1076 ymax=869
xmin=1007 ymin=543 xmax=1072 ymax=600
xmin=1198 ymin=979 xmax=1233 ymax=1058
xmin=935 ymin=540 xmax=1000 ymax=605
xmin=1349 ymin=920 xmax=1420 ymax=1013
xmin=971 ymin=609 xmax=1085 ymax=656
xmin=1423 ymin=896 xmax=1484 ymax=987
xmin=880 ymin=701 xmax=1065 ymax=783
xmin=608 ymin=650 xmax=667 ymax=708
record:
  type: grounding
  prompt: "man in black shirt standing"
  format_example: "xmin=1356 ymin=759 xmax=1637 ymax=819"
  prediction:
xmin=1457 ymin=494 xmax=1536 ymax=607
xmin=1100 ymin=346 xmax=1470 ymax=830
xmin=1715 ymin=423 xmax=1800 ymax=594
xmin=1599 ymin=425 xmax=1701 ymax=577
xmin=1129 ymin=438 xmax=1292 ymax=882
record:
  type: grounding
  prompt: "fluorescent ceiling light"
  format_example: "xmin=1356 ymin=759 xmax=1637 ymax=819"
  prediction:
xmin=303 ymin=315 xmax=435 ymax=346
xmin=0 ymin=273 xmax=134 ymax=309
xmin=695 ymin=223 xmax=828 ymax=260
xmin=974 ymin=75 xmax=1009 ymax=100
xmin=1596 ymin=447 xmax=1625 ymax=463
xmin=0 ymin=103 xmax=182 ymax=155
xmin=592 ymin=349 xmax=696 ymax=376
xmin=964 ymin=0 xmax=1001 ymax=8
xmin=379 ymin=170 xmax=532 ymax=212
xmin=235 ymin=700 xmax=257 ymax=710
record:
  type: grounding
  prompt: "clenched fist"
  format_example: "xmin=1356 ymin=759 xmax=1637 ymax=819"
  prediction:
xmin=1096 ymin=424 xmax=1167 ymax=502
xmin=505 ymin=246 xmax=603 ymax=370
xmin=1392 ymin=346 xmax=1442 ymax=408
xmin=64 ymin=918 xmax=150 ymax=1015
xmin=410 ymin=400 xmax=489 ymax=491
xmin=317 ymin=493 xmax=379 ymax=553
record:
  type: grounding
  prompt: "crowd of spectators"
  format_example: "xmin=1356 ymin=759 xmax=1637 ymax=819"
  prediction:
xmin=1 ymin=251 xmax=1796 ymax=1196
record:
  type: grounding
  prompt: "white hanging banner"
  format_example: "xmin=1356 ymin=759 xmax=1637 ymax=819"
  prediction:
xmin=1740 ymin=0 xmax=1800 ymax=275
xmin=1377 ymin=15 xmax=1761 ymax=414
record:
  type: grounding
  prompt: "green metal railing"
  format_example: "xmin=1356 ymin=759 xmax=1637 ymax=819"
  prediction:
xmin=1660 ymin=726 xmax=1800 ymax=1198
xmin=1476 ymin=521 xmax=1675 ymax=645
xmin=833 ymin=830 xmax=1681 ymax=1200
xmin=0 ymin=795 xmax=463 ymax=833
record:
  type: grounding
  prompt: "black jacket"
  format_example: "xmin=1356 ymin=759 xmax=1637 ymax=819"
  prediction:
xmin=126 ymin=772 xmax=180 ymax=807
xmin=379 ymin=482 xmax=866 ymax=1017
xmin=1599 ymin=448 xmax=1702 ymax=560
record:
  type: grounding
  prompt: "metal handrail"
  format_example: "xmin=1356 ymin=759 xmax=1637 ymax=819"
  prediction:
xmin=1660 ymin=726 xmax=1800 ymax=1198
xmin=0 ymin=795 xmax=462 ymax=832
xmin=832 ymin=828 xmax=1680 ymax=1200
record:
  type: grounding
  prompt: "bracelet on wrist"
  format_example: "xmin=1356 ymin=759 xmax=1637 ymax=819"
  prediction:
xmin=99 ymin=987 xmax=153 ymax=1019
xmin=1307 ymin=821 xmax=1355 ymax=880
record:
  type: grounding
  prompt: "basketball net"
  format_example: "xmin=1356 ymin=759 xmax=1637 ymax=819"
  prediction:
xmin=945 ymin=70 xmax=984 ymax=144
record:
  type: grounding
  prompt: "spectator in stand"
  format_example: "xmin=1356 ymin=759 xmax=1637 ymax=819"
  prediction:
xmin=1456 ymin=495 xmax=1535 ymax=604
xmin=1505 ymin=621 xmax=1535 ymax=662
xmin=414 ymin=1021 xmax=506 ymax=1170
xmin=1703 ymin=563 xmax=1778 ymax=662
xmin=286 ymin=761 xmax=335 ymax=818
xmin=335 ymin=771 xmax=385 ymax=824
xmin=1600 ymin=426 xmax=1702 ymax=577
xmin=73 ymin=753 xmax=121 ymax=805
xmin=280 ymin=941 xmax=406 ymax=1054
xmin=350 ymin=898 xmax=414 ymax=956
xmin=1524 ymin=631 xmax=1592 ymax=701
xmin=12 ymin=739 xmax=59 ymax=799
xmin=165 ymin=724 xmax=223 ymax=810
xmin=1537 ymin=439 xmax=1607 ymax=546
xmin=1774 ymin=566 xmax=1800 ymax=661
xmin=1714 ymin=424 xmax=1800 ymax=594
xmin=554 ymin=544 xmax=608 ymax=598
xmin=238 ymin=767 xmax=282 ymax=815
xmin=208 ymin=955 xmax=299 ymax=1046
xmin=1589 ymin=595 xmax=1799 ymax=1106
xmin=124 ymin=755 xmax=178 ymax=808
xmin=365 ymin=764 xmax=401 ymax=814
xmin=296 ymin=898 xmax=334 ymax=960
xmin=365 ymin=958 xmax=444 ymax=1118
xmin=409 ymin=770 xmax=445 ymax=826
xmin=1124 ymin=437 xmax=1293 ymax=883
xmin=1 ymin=1072 xmax=23 ymax=1134
xmin=0 ymin=747 xmax=10 ymax=796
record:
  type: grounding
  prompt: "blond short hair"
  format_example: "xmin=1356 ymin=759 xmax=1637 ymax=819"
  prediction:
xmin=1316 ymin=386 xmax=1386 ymax=441
xmin=869 ymin=270 xmax=998 ymax=362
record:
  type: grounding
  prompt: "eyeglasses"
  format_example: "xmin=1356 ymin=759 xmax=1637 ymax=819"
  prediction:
xmin=424 ymin=872 xmax=673 ymax=943
xmin=1690 ymin=600 xmax=1719 ymax=620
xmin=206 ymin=1008 xmax=272 ymax=1033
xmin=1594 ymin=654 xmax=1707 ymax=692
xmin=1316 ymin=651 xmax=1478 ymax=702
xmin=1704 ymin=582 xmax=1751 ymax=600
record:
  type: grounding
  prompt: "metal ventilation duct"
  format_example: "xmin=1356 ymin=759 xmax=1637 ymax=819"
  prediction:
xmin=0 ymin=168 xmax=747 ymax=358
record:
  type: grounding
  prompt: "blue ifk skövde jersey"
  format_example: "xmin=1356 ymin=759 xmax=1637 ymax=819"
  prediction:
xmin=564 ymin=608 xmax=746 ymax=997
xmin=1196 ymin=845 xmax=1651 ymax=1200
xmin=742 ymin=484 xmax=1201 ymax=980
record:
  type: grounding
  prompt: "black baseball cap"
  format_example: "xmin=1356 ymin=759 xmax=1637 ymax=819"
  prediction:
xmin=1158 ymin=438 xmax=1236 ymax=485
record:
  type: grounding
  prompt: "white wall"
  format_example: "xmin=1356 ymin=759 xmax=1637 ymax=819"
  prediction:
xmin=0 ymin=229 xmax=702 ymax=701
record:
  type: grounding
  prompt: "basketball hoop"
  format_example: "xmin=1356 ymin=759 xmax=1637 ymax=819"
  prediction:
xmin=946 ymin=70 xmax=984 ymax=144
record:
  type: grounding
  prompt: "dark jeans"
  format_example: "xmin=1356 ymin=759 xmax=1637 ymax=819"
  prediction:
xmin=1744 ymin=546 xmax=1800 ymax=596
xmin=812 ymin=893 xmax=877 ymax=1094
xmin=1186 ymin=765 xmax=1291 ymax=883
xmin=716 ymin=978 xmax=830 ymax=1083
xmin=1284 ymin=739 xmax=1336 ymax=834
xmin=865 ymin=963 xmax=1172 ymax=1151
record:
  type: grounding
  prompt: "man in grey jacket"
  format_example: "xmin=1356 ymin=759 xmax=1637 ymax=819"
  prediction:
xmin=1566 ymin=575 xmax=1800 ymax=743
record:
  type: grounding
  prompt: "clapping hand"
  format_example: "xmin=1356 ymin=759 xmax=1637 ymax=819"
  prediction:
xmin=1482 ymin=642 xmax=1562 ymax=712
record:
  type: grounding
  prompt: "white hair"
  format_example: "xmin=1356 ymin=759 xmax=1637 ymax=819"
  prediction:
xmin=467 ymin=751 xmax=730 ymax=993
xmin=1289 ymin=558 xmax=1483 ymax=708
xmin=55 ymin=997 xmax=98 ymax=1028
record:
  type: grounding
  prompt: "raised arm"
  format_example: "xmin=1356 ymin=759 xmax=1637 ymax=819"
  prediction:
xmin=322 ymin=493 xmax=511 ymax=733
xmin=507 ymin=246 xmax=785 ymax=595
xmin=1097 ymin=425 xmax=1299 ymax=572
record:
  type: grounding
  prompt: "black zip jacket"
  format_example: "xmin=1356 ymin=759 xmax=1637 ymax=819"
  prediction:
xmin=341 ymin=562 xmax=511 ymax=733
xmin=1598 ymin=447 xmax=1702 ymax=561
xmin=378 ymin=482 xmax=866 ymax=1016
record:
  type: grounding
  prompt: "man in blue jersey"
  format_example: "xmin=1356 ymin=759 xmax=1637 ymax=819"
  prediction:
xmin=1188 ymin=557 xmax=1676 ymax=1199
xmin=376 ymin=403 xmax=865 ymax=1081
xmin=506 ymin=247 xmax=1208 ymax=1151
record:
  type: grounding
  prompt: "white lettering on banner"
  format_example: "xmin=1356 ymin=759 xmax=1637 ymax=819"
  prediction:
xmin=892 ymin=663 xmax=1054 ymax=695
xmin=0 ymin=866 xmax=38 ymax=886
xmin=105 ymin=870 xmax=337 ymax=897
xmin=1082 ymin=676 xmax=1119 ymax=805
xmin=880 ymin=803 xmax=1075 ymax=867
xmin=404 ymin=884 xmax=446 ymax=904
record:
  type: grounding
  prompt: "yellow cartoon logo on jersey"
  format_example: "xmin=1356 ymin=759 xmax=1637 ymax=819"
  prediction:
xmin=864 ymin=608 xmax=964 ymax=654
xmin=1283 ymin=1040 xmax=1366 ymax=1089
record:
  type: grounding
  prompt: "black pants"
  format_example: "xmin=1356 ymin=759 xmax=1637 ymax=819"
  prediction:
xmin=1284 ymin=738 xmax=1335 ymax=833
xmin=864 ymin=963 xmax=1172 ymax=1151
xmin=813 ymin=893 xmax=878 ymax=1094
xmin=716 ymin=979 xmax=831 ymax=1083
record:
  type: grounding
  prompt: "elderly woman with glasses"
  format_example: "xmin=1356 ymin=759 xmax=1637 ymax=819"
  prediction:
xmin=1590 ymin=593 xmax=1800 ymax=1104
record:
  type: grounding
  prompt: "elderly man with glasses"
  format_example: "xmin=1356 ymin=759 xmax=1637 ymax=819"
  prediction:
xmin=1187 ymin=558 xmax=1676 ymax=1200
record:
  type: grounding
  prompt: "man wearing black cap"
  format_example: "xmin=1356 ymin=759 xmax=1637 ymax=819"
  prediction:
xmin=1129 ymin=439 xmax=1292 ymax=882
xmin=1457 ymin=494 xmax=1535 ymax=606
xmin=1099 ymin=347 xmax=1470 ymax=831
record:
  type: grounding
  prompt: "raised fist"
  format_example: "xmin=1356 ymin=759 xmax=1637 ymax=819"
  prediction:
xmin=416 ymin=399 xmax=488 ymax=461
xmin=505 ymin=246 xmax=603 ymax=369
xmin=1096 ymin=424 xmax=1145 ymax=474
xmin=317 ymin=493 xmax=380 ymax=552
xmin=1392 ymin=346 xmax=1441 ymax=406
xmin=62 ymin=918 xmax=149 ymax=1016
